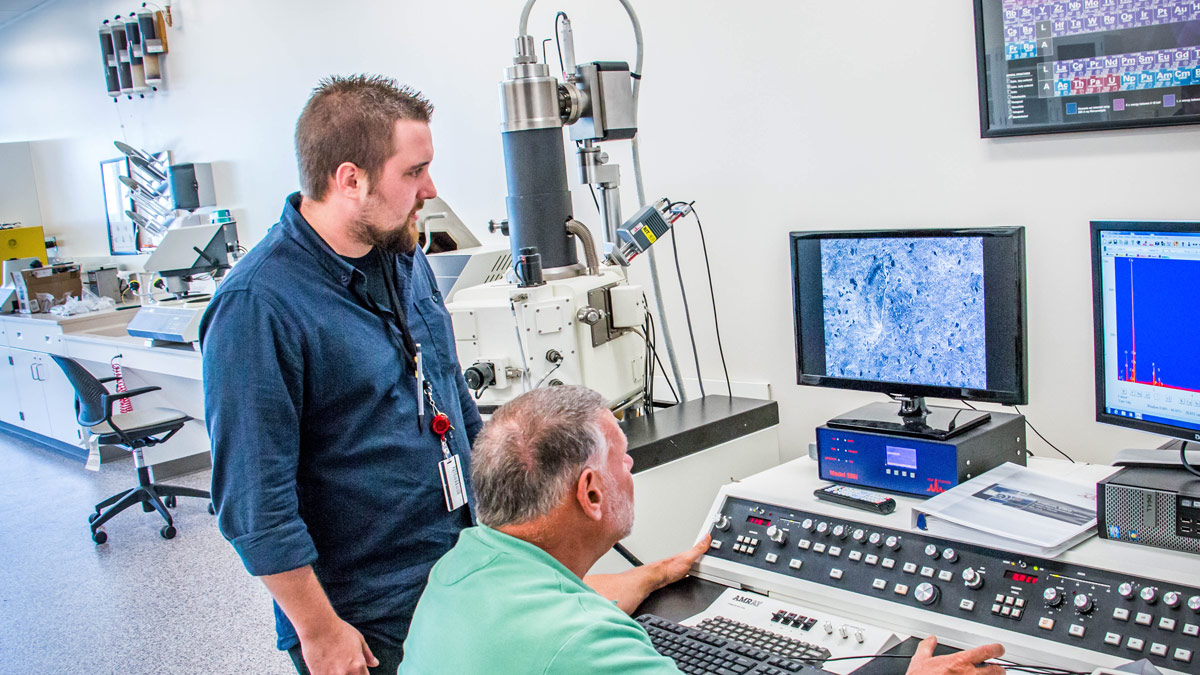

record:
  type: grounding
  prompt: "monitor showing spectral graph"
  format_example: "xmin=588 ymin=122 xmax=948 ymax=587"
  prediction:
xmin=974 ymin=0 xmax=1200 ymax=136
xmin=1092 ymin=221 xmax=1200 ymax=441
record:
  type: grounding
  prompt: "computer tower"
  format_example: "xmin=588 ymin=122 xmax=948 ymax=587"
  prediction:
xmin=1098 ymin=466 xmax=1200 ymax=555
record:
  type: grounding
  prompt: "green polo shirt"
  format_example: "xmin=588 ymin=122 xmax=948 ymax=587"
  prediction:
xmin=400 ymin=525 xmax=682 ymax=674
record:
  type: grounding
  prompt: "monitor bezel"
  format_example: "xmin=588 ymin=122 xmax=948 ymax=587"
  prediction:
xmin=1091 ymin=220 xmax=1200 ymax=443
xmin=790 ymin=227 xmax=1028 ymax=405
xmin=972 ymin=0 xmax=1200 ymax=138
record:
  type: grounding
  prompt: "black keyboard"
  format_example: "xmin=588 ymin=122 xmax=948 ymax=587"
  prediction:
xmin=637 ymin=614 xmax=832 ymax=675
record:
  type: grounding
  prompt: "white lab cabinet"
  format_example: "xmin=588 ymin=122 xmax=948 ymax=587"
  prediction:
xmin=0 ymin=346 xmax=23 ymax=426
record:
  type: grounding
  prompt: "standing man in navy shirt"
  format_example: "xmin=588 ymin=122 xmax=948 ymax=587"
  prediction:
xmin=201 ymin=75 xmax=481 ymax=675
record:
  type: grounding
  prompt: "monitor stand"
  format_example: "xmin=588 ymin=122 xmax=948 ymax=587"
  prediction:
xmin=826 ymin=397 xmax=991 ymax=441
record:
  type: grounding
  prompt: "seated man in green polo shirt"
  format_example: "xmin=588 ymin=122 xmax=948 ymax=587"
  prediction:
xmin=401 ymin=386 xmax=1006 ymax=675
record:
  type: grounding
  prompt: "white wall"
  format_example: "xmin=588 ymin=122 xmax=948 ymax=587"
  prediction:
xmin=3 ymin=0 xmax=1197 ymax=463
xmin=0 ymin=142 xmax=43 ymax=228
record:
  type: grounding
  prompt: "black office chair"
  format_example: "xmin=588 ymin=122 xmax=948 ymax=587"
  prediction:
xmin=50 ymin=355 xmax=212 ymax=544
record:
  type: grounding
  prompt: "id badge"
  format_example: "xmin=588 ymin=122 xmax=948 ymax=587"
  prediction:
xmin=438 ymin=454 xmax=468 ymax=512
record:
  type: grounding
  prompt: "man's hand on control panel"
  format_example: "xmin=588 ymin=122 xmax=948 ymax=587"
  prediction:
xmin=905 ymin=636 xmax=1006 ymax=675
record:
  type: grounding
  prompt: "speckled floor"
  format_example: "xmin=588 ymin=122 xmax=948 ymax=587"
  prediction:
xmin=0 ymin=431 xmax=293 ymax=675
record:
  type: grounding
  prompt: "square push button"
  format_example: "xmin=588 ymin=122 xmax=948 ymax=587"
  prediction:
xmin=1174 ymin=648 xmax=1192 ymax=663
xmin=872 ymin=578 xmax=887 ymax=590
xmin=959 ymin=599 xmax=975 ymax=611
xmin=1113 ymin=608 xmax=1130 ymax=621
xmin=1068 ymin=624 xmax=1085 ymax=638
xmin=829 ymin=568 xmax=844 ymax=580
xmin=903 ymin=562 xmax=918 ymax=574
xmin=1135 ymin=612 xmax=1153 ymax=626
xmin=798 ymin=539 xmax=811 ymax=550
xmin=864 ymin=554 xmax=879 ymax=565
xmin=894 ymin=584 xmax=909 ymax=596
xmin=1127 ymin=637 xmax=1145 ymax=651
xmin=1038 ymin=617 xmax=1055 ymax=631
xmin=1159 ymin=617 xmax=1176 ymax=631
xmin=1150 ymin=643 xmax=1168 ymax=657
xmin=882 ymin=558 xmax=896 ymax=570
xmin=709 ymin=540 xmax=722 ymax=549
xmin=1104 ymin=632 xmax=1121 ymax=646
xmin=1185 ymin=623 xmax=1200 ymax=637
xmin=848 ymin=550 xmax=862 ymax=562
xmin=765 ymin=553 xmax=778 ymax=564
xmin=813 ymin=543 xmax=827 ymax=554
xmin=789 ymin=558 xmax=803 ymax=570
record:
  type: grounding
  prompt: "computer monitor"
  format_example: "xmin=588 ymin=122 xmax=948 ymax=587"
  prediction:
xmin=1091 ymin=221 xmax=1200 ymax=444
xmin=790 ymin=227 xmax=1028 ymax=438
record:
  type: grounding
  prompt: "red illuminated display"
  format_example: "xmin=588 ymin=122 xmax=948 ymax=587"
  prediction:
xmin=1004 ymin=570 xmax=1039 ymax=585
xmin=746 ymin=516 xmax=771 ymax=526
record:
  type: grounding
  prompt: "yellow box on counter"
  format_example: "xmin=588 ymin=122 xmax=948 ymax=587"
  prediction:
xmin=12 ymin=264 xmax=82 ymax=313
xmin=1 ymin=225 xmax=48 ymax=265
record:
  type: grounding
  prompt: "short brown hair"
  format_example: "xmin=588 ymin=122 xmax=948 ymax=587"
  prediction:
xmin=295 ymin=74 xmax=433 ymax=201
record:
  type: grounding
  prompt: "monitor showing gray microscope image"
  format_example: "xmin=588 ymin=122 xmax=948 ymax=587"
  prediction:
xmin=790 ymin=227 xmax=1027 ymax=405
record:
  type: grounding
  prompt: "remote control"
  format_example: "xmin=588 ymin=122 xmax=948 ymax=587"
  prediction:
xmin=814 ymin=484 xmax=896 ymax=514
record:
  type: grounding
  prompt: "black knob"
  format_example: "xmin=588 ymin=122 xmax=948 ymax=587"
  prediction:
xmin=1141 ymin=587 xmax=1159 ymax=605
xmin=915 ymin=583 xmax=940 ymax=606
xmin=1044 ymin=587 xmax=1063 ymax=608
xmin=1073 ymin=593 xmax=1095 ymax=614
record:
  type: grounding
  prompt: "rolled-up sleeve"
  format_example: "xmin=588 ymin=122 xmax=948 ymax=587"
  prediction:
xmin=201 ymin=289 xmax=316 ymax=576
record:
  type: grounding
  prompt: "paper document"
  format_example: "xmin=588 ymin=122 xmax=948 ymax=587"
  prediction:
xmin=911 ymin=462 xmax=1098 ymax=558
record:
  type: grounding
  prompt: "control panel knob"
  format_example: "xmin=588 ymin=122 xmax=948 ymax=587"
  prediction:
xmin=942 ymin=548 xmax=958 ymax=563
xmin=1043 ymin=587 xmax=1064 ymax=608
xmin=712 ymin=514 xmax=731 ymax=531
xmin=886 ymin=535 xmax=901 ymax=551
xmin=924 ymin=544 xmax=941 ymax=560
xmin=1164 ymin=592 xmax=1182 ymax=609
xmin=802 ymin=518 xmax=816 ymax=532
xmin=1140 ymin=587 xmax=1159 ymax=605
xmin=852 ymin=528 xmax=868 ymax=543
xmin=962 ymin=567 xmax=984 ymax=590
xmin=1073 ymin=593 xmax=1095 ymax=614
xmin=1188 ymin=595 xmax=1200 ymax=613
xmin=816 ymin=522 xmax=830 ymax=536
xmin=914 ymin=582 xmax=940 ymax=606
xmin=834 ymin=524 xmax=850 ymax=540
xmin=823 ymin=621 xmax=834 ymax=634
xmin=1118 ymin=582 xmax=1135 ymax=600
xmin=767 ymin=525 xmax=787 ymax=545
xmin=854 ymin=630 xmax=865 ymax=644
xmin=838 ymin=625 xmax=849 ymax=639
xmin=869 ymin=532 xmax=884 ymax=547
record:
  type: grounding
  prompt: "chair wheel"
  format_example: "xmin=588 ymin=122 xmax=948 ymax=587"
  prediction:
xmin=207 ymin=502 xmax=216 ymax=515
xmin=92 ymin=530 xmax=108 ymax=545
xmin=88 ymin=512 xmax=100 ymax=524
xmin=164 ymin=495 xmax=177 ymax=508
xmin=160 ymin=525 xmax=177 ymax=540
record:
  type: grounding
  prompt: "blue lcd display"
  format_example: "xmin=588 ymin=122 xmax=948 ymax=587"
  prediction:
xmin=886 ymin=445 xmax=918 ymax=470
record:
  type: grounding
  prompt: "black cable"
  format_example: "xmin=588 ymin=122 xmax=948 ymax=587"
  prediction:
xmin=687 ymin=204 xmax=732 ymax=398
xmin=612 ymin=542 xmax=643 ymax=567
xmin=1012 ymin=405 xmax=1074 ymax=463
xmin=821 ymin=654 xmax=1087 ymax=675
xmin=667 ymin=206 xmax=705 ymax=398
xmin=553 ymin=12 xmax=567 ymax=74
xmin=644 ymin=302 xmax=680 ymax=404
xmin=960 ymin=399 xmax=1036 ymax=457
xmin=1181 ymin=440 xmax=1200 ymax=478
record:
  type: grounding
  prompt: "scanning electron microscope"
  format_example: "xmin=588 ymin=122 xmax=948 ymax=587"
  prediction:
xmin=448 ymin=4 xmax=677 ymax=412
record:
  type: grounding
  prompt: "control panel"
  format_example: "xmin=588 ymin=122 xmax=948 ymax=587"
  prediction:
xmin=704 ymin=496 xmax=1199 ymax=671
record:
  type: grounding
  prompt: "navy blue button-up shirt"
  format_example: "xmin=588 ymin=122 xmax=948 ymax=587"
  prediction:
xmin=201 ymin=193 xmax=482 ymax=649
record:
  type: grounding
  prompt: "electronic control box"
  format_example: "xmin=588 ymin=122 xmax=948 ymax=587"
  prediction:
xmin=816 ymin=411 xmax=1026 ymax=497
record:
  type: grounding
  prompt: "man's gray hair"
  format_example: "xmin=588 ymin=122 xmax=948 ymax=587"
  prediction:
xmin=471 ymin=386 xmax=610 ymax=528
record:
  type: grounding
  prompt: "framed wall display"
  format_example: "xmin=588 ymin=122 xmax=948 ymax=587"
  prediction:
xmin=974 ymin=0 xmax=1200 ymax=137
xmin=100 ymin=157 xmax=139 ymax=254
